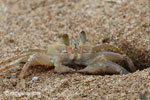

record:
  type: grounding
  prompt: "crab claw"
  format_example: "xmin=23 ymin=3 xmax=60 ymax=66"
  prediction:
xmin=77 ymin=60 xmax=130 ymax=75
xmin=54 ymin=65 xmax=76 ymax=74
xmin=119 ymin=68 xmax=129 ymax=75
xmin=77 ymin=65 xmax=103 ymax=74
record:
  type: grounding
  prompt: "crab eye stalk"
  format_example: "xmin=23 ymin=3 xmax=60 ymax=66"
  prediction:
xmin=62 ymin=34 xmax=70 ymax=46
xmin=80 ymin=31 xmax=86 ymax=44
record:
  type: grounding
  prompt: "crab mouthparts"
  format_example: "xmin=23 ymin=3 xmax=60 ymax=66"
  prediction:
xmin=66 ymin=47 xmax=82 ymax=61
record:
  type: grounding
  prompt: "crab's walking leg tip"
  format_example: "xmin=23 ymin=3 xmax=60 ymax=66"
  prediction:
xmin=65 ymin=68 xmax=76 ymax=73
xmin=120 ymin=69 xmax=129 ymax=75
xmin=54 ymin=66 xmax=76 ymax=73
xmin=77 ymin=68 xmax=90 ymax=73
xmin=17 ymin=78 xmax=26 ymax=88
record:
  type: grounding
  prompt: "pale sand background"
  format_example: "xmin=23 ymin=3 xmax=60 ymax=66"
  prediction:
xmin=0 ymin=0 xmax=150 ymax=99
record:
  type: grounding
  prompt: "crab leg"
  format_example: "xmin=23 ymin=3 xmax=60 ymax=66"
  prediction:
xmin=0 ymin=56 xmax=28 ymax=73
xmin=92 ymin=44 xmax=125 ymax=54
xmin=21 ymin=49 xmax=47 ymax=54
xmin=0 ymin=53 xmax=32 ymax=66
xmin=18 ymin=53 xmax=53 ymax=79
xmin=78 ymin=60 xmax=129 ymax=74
xmin=0 ymin=49 xmax=47 ymax=66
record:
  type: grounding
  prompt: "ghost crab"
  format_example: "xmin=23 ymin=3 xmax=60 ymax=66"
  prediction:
xmin=0 ymin=31 xmax=136 ymax=80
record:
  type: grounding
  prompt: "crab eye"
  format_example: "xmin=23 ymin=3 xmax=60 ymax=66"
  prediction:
xmin=80 ymin=31 xmax=86 ymax=44
xmin=62 ymin=34 xmax=70 ymax=46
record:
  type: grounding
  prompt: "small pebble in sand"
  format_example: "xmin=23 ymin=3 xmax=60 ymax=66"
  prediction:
xmin=32 ymin=76 xmax=39 ymax=81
